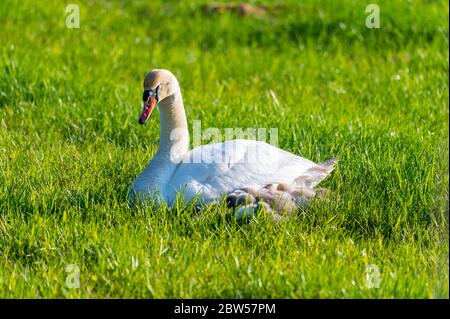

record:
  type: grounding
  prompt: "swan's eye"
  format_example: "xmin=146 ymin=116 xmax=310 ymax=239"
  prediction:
xmin=143 ymin=86 xmax=160 ymax=102
xmin=143 ymin=90 xmax=152 ymax=102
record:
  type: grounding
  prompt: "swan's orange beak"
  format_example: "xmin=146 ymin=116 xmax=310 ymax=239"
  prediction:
xmin=138 ymin=96 xmax=157 ymax=125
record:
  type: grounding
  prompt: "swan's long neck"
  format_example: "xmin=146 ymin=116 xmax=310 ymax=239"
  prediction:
xmin=132 ymin=87 xmax=189 ymax=203
xmin=156 ymin=89 xmax=189 ymax=160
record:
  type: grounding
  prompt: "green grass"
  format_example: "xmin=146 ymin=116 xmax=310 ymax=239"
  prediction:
xmin=0 ymin=0 xmax=448 ymax=298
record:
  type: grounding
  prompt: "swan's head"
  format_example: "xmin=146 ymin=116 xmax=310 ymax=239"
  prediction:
xmin=139 ymin=69 xmax=179 ymax=125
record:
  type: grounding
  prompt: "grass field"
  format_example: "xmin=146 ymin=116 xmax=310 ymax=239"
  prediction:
xmin=0 ymin=0 xmax=448 ymax=298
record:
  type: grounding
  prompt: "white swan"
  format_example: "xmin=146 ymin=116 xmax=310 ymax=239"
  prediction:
xmin=130 ymin=69 xmax=336 ymax=218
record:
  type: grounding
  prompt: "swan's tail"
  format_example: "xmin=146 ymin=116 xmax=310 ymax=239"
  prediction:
xmin=319 ymin=158 xmax=338 ymax=173
xmin=294 ymin=158 xmax=338 ymax=189
xmin=226 ymin=159 xmax=338 ymax=221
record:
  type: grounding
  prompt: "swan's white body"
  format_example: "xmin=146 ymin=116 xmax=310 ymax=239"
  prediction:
xmin=130 ymin=69 xmax=336 ymax=212
xmin=131 ymin=139 xmax=317 ymax=205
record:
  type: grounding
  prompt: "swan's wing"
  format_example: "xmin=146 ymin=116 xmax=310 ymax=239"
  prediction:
xmin=167 ymin=139 xmax=332 ymax=203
